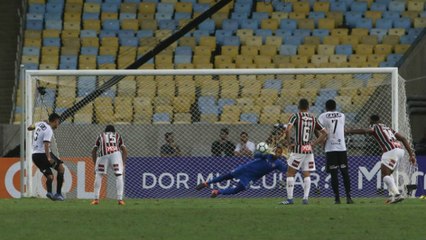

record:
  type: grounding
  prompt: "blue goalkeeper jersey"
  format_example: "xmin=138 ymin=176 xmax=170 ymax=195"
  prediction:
xmin=232 ymin=153 xmax=287 ymax=180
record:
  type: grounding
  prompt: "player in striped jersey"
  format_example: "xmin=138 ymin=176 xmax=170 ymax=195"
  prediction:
xmin=91 ymin=125 xmax=128 ymax=205
xmin=346 ymin=115 xmax=416 ymax=204
xmin=280 ymin=99 xmax=328 ymax=205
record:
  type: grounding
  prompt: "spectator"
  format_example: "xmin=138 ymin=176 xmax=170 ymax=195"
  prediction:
xmin=211 ymin=128 xmax=235 ymax=157
xmin=160 ymin=132 xmax=181 ymax=157
xmin=234 ymin=131 xmax=256 ymax=157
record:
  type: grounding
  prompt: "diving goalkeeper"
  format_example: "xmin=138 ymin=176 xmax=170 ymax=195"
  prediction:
xmin=196 ymin=144 xmax=287 ymax=197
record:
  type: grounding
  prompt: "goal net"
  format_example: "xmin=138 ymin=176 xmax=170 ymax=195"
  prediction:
xmin=22 ymin=68 xmax=417 ymax=199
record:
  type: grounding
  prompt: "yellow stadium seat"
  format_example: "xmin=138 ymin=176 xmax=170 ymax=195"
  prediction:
xmin=245 ymin=36 xmax=263 ymax=46
xmin=220 ymin=105 xmax=241 ymax=123
xmin=200 ymin=114 xmax=218 ymax=123
xmin=99 ymin=46 xmax=117 ymax=56
xmin=325 ymin=12 xmax=342 ymax=25
xmin=298 ymin=45 xmax=316 ymax=56
xmin=192 ymin=55 xmax=211 ymax=65
xmin=323 ymin=36 xmax=340 ymax=45
xmin=394 ymin=44 xmax=410 ymax=54
xmin=121 ymin=19 xmax=139 ymax=31
xmin=241 ymin=45 xmax=259 ymax=56
xmin=173 ymin=96 xmax=193 ymax=113
xmin=335 ymin=96 xmax=353 ymax=112
xmin=314 ymin=2 xmax=330 ymax=12
xmin=221 ymin=46 xmax=239 ymax=59
xmin=42 ymin=29 xmax=60 ymax=38
xmin=260 ymin=89 xmax=279 ymax=101
xmin=401 ymin=11 xmax=420 ymax=20
xmin=178 ymin=37 xmax=196 ymax=48
xmin=220 ymin=81 xmax=239 ymax=99
xmin=261 ymin=19 xmax=279 ymax=30
xmin=413 ymin=17 xmax=426 ymax=28
xmin=98 ymin=63 xmax=116 ymax=69
xmin=367 ymin=55 xmax=386 ymax=65
xmin=290 ymin=56 xmax=308 ymax=65
xmin=214 ymin=55 xmax=233 ymax=67
xmin=260 ymin=113 xmax=281 ymax=124
xmin=114 ymin=97 xmax=133 ymax=122
xmin=365 ymin=11 xmax=382 ymax=25
xmin=117 ymin=78 xmax=137 ymax=97
xmin=26 ymin=30 xmax=42 ymax=39
xmin=331 ymin=28 xmax=348 ymax=37
xmin=139 ymin=2 xmax=156 ymax=14
xmin=282 ymin=79 xmax=302 ymax=90
xmin=374 ymin=44 xmax=393 ymax=55
xmin=241 ymin=105 xmax=262 ymax=115
xmin=349 ymin=55 xmax=367 ymax=63
xmin=318 ymin=18 xmax=335 ymax=30
xmin=265 ymin=36 xmax=282 ymax=47
xmin=311 ymin=55 xmax=329 ymax=66
xmin=237 ymin=97 xmax=255 ymax=107
xmin=304 ymin=36 xmax=321 ymax=45
xmin=382 ymin=35 xmax=400 ymax=46
xmin=271 ymin=12 xmax=288 ymax=21
xmin=84 ymin=2 xmax=100 ymax=12
xmin=352 ymin=28 xmax=369 ymax=37
xmin=153 ymin=96 xmax=173 ymax=109
xmin=137 ymin=79 xmax=156 ymax=98
xmin=241 ymin=81 xmax=261 ymax=98
xmin=235 ymin=55 xmax=253 ymax=66
xmin=317 ymin=45 xmax=335 ymax=56
xmin=101 ymin=12 xmax=118 ymax=20
xmin=140 ymin=19 xmax=157 ymax=30
xmin=39 ymin=63 xmax=58 ymax=69
xmin=173 ymin=113 xmax=192 ymax=124
xmin=175 ymin=2 xmax=192 ymax=12
xmin=199 ymin=36 xmax=216 ymax=51
xmin=83 ymin=20 xmax=101 ymax=31
xmin=65 ymin=3 xmax=83 ymax=13
xmin=138 ymin=13 xmax=154 ymax=21
xmin=200 ymin=80 xmax=219 ymax=97
xmin=340 ymin=35 xmax=359 ymax=46
xmin=194 ymin=45 xmax=212 ymax=57
xmin=256 ymin=2 xmax=273 ymax=12
xmin=259 ymin=45 xmax=277 ymax=57
xmin=79 ymin=55 xmax=96 ymax=65
xmin=408 ymin=1 xmax=424 ymax=11
xmin=360 ymin=35 xmax=378 ymax=45
xmin=64 ymin=12 xmax=81 ymax=22
xmin=293 ymin=1 xmax=310 ymax=13
xmin=272 ymin=55 xmax=291 ymax=66
xmin=262 ymin=105 xmax=281 ymax=114
xmin=121 ymin=3 xmax=138 ymax=13
xmin=388 ymin=28 xmax=406 ymax=37
xmin=355 ymin=44 xmax=374 ymax=55
xmin=329 ymin=55 xmax=347 ymax=65
xmin=24 ymin=38 xmax=41 ymax=48
xmin=298 ymin=19 xmax=315 ymax=30
xmin=22 ymin=55 xmax=39 ymax=64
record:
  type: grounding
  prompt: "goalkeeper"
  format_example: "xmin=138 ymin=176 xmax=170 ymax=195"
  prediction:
xmin=196 ymin=144 xmax=287 ymax=197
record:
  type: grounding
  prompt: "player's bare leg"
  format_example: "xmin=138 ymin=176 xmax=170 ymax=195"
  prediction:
xmin=280 ymin=167 xmax=297 ymax=205
xmin=54 ymin=163 xmax=65 ymax=201
xmin=302 ymin=171 xmax=311 ymax=204
xmin=381 ymin=163 xmax=403 ymax=204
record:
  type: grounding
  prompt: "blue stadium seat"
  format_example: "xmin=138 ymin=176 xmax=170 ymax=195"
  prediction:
xmin=350 ymin=1 xmax=368 ymax=12
xmin=199 ymin=19 xmax=215 ymax=34
xmin=400 ymin=35 xmax=416 ymax=44
xmin=408 ymin=28 xmax=423 ymax=38
xmin=83 ymin=12 xmax=100 ymax=20
xmin=393 ymin=18 xmax=411 ymax=29
xmin=240 ymin=113 xmax=259 ymax=123
xmin=99 ymin=30 xmax=117 ymax=38
xmin=370 ymin=2 xmax=387 ymax=11
xmin=382 ymin=11 xmax=400 ymax=20
xmin=370 ymin=29 xmax=388 ymax=43
xmin=309 ymin=12 xmax=326 ymax=26
xmin=312 ymin=29 xmax=329 ymax=41
xmin=23 ymin=47 xmax=40 ymax=56
xmin=335 ymin=45 xmax=353 ymax=55
xmin=241 ymin=19 xmax=259 ymax=30
xmin=59 ymin=63 xmax=77 ymax=69
xmin=81 ymin=47 xmax=99 ymax=55
xmin=153 ymin=113 xmax=171 ymax=123
xmin=275 ymin=29 xmax=293 ymax=38
xmin=284 ymin=35 xmax=304 ymax=45
xmin=45 ymin=20 xmax=62 ymax=30
xmin=120 ymin=13 xmax=137 ymax=20
xmin=330 ymin=2 xmax=347 ymax=12
xmin=387 ymin=53 xmax=402 ymax=62
xmin=223 ymin=36 xmax=241 ymax=46
xmin=174 ymin=55 xmax=192 ymax=64
xmin=97 ymin=55 xmax=116 ymax=65
xmin=356 ymin=18 xmax=373 ymax=29
xmin=29 ymin=4 xmax=46 ymax=14
xmin=27 ymin=13 xmax=44 ymax=21
xmin=222 ymin=19 xmax=239 ymax=33
xmin=255 ymin=29 xmax=272 ymax=43
xmin=273 ymin=2 xmax=292 ymax=12
xmin=193 ymin=3 xmax=210 ymax=13
xmin=102 ymin=3 xmax=120 ymax=13
xmin=102 ymin=20 xmax=120 ymax=31
xmin=231 ymin=12 xmax=249 ymax=21
xmin=124 ymin=0 xmax=141 ymax=3
xmin=284 ymin=105 xmax=298 ymax=113
xmin=43 ymin=37 xmax=61 ymax=47
xmin=375 ymin=18 xmax=393 ymax=29
xmin=23 ymin=63 xmax=39 ymax=70
xmin=105 ymin=0 xmax=122 ymax=3
xmin=155 ymin=12 xmax=173 ymax=20
xmin=388 ymin=1 xmax=405 ymax=12
xmin=215 ymin=30 xmax=233 ymax=45
xmin=293 ymin=29 xmax=311 ymax=39
xmin=379 ymin=61 xmax=395 ymax=67
xmin=192 ymin=30 xmax=209 ymax=43
xmin=77 ymin=76 xmax=97 ymax=97
xmin=46 ymin=2 xmax=63 ymax=13
xmin=137 ymin=30 xmax=154 ymax=38
xmin=175 ymin=46 xmax=192 ymax=55
xmin=280 ymin=19 xmax=297 ymax=31
xmin=263 ymin=79 xmax=282 ymax=90
xmin=279 ymin=45 xmax=298 ymax=56
xmin=234 ymin=2 xmax=252 ymax=14
xmin=60 ymin=56 xmax=78 ymax=66
xmin=120 ymin=37 xmax=139 ymax=46
xmin=45 ymin=12 xmax=62 ymax=21
xmin=198 ymin=96 xmax=218 ymax=114
xmin=118 ymin=30 xmax=135 ymax=38
xmin=377 ymin=0 xmax=392 ymax=5
xmin=345 ymin=11 xmax=363 ymax=27
xmin=27 ymin=19 xmax=44 ymax=30
xmin=157 ymin=3 xmax=174 ymax=13
xmin=252 ymin=12 xmax=269 ymax=22
xmin=218 ymin=98 xmax=236 ymax=113
xmin=175 ymin=12 xmax=191 ymax=20
xmin=158 ymin=19 xmax=178 ymax=30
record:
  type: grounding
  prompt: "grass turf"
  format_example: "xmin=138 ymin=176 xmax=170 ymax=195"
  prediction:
xmin=0 ymin=197 xmax=425 ymax=240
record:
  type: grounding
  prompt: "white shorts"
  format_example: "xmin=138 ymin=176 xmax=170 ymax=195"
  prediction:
xmin=287 ymin=153 xmax=315 ymax=172
xmin=381 ymin=148 xmax=405 ymax=171
xmin=95 ymin=151 xmax=124 ymax=175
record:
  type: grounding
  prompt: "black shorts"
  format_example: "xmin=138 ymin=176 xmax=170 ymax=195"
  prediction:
xmin=325 ymin=151 xmax=348 ymax=173
xmin=32 ymin=153 xmax=63 ymax=176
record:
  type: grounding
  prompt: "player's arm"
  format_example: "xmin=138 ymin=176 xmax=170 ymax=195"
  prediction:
xmin=91 ymin=147 xmax=98 ymax=164
xmin=121 ymin=145 xmax=128 ymax=161
xmin=312 ymin=128 xmax=328 ymax=147
xmin=395 ymin=133 xmax=416 ymax=164
xmin=27 ymin=124 xmax=35 ymax=131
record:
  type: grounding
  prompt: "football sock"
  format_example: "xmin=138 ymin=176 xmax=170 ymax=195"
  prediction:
xmin=383 ymin=175 xmax=399 ymax=195
xmin=303 ymin=177 xmax=311 ymax=200
xmin=116 ymin=175 xmax=124 ymax=201
xmin=94 ymin=173 xmax=103 ymax=199
xmin=389 ymin=175 xmax=400 ymax=195
xmin=208 ymin=173 xmax=233 ymax=184
xmin=340 ymin=167 xmax=351 ymax=197
xmin=286 ymin=177 xmax=295 ymax=200
xmin=330 ymin=169 xmax=340 ymax=200
xmin=46 ymin=176 xmax=53 ymax=193
xmin=56 ymin=172 xmax=64 ymax=195
xmin=220 ymin=183 xmax=245 ymax=195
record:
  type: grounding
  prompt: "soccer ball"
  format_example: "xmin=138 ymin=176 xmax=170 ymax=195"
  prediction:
xmin=256 ymin=142 xmax=269 ymax=153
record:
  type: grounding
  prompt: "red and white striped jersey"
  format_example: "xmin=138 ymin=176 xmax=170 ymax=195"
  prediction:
xmin=370 ymin=123 xmax=401 ymax=153
xmin=288 ymin=112 xmax=324 ymax=154
xmin=94 ymin=132 xmax=125 ymax=157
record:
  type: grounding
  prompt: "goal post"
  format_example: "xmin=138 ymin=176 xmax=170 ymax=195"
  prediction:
xmin=22 ymin=67 xmax=417 ymax=199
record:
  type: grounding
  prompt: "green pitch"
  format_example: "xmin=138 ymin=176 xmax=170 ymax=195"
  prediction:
xmin=1 ymin=198 xmax=425 ymax=240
